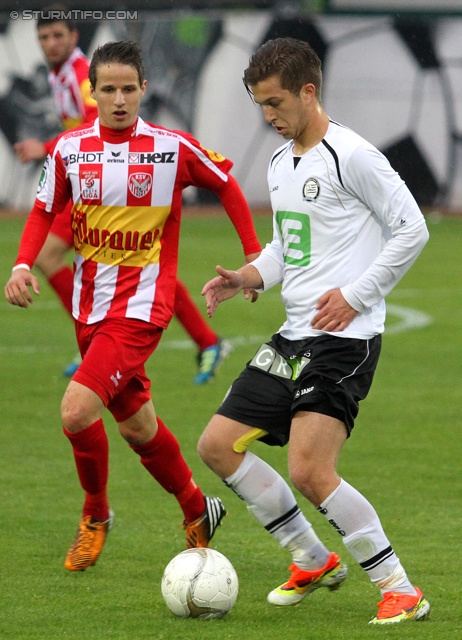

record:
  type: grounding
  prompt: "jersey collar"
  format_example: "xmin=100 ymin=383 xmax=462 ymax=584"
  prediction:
xmin=96 ymin=117 xmax=141 ymax=143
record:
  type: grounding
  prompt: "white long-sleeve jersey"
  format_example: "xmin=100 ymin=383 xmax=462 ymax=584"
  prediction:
xmin=251 ymin=120 xmax=429 ymax=340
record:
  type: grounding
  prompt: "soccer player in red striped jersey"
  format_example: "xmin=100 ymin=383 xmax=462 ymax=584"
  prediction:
xmin=5 ymin=40 xmax=261 ymax=571
xmin=14 ymin=6 xmax=244 ymax=383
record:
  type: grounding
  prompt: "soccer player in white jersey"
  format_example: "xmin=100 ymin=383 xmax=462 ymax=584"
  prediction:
xmin=198 ymin=37 xmax=430 ymax=625
xmin=5 ymin=41 xmax=261 ymax=572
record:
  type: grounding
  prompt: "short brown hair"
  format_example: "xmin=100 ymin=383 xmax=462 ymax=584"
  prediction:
xmin=243 ymin=37 xmax=322 ymax=99
xmin=37 ymin=4 xmax=77 ymax=32
xmin=89 ymin=40 xmax=145 ymax=88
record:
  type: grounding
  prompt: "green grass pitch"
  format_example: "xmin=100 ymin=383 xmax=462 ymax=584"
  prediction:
xmin=0 ymin=211 xmax=461 ymax=639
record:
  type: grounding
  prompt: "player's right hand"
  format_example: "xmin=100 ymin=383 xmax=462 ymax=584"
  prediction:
xmin=201 ymin=266 xmax=244 ymax=317
xmin=13 ymin=139 xmax=47 ymax=163
xmin=4 ymin=268 xmax=40 ymax=308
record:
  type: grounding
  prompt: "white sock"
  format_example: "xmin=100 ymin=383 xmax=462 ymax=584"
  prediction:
xmin=287 ymin=531 xmax=330 ymax=570
xmin=319 ymin=479 xmax=415 ymax=595
xmin=224 ymin=451 xmax=329 ymax=568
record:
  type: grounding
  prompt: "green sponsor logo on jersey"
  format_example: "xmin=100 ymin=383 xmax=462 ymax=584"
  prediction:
xmin=276 ymin=210 xmax=311 ymax=266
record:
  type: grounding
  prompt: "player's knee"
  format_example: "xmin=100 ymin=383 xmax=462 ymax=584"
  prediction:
xmin=197 ymin=430 xmax=214 ymax=465
xmin=289 ymin=465 xmax=311 ymax=493
xmin=197 ymin=424 xmax=225 ymax=468
xmin=61 ymin=394 xmax=100 ymax=432
xmin=289 ymin=462 xmax=335 ymax=506
xmin=61 ymin=402 xmax=91 ymax=432
xmin=118 ymin=421 xmax=155 ymax=446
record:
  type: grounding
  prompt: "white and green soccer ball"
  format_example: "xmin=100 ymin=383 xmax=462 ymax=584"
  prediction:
xmin=161 ymin=548 xmax=239 ymax=620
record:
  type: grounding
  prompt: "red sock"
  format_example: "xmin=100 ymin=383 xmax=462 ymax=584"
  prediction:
xmin=130 ymin=417 xmax=205 ymax=522
xmin=63 ymin=419 xmax=110 ymax=521
xmin=174 ymin=279 xmax=218 ymax=351
xmin=48 ymin=266 xmax=74 ymax=317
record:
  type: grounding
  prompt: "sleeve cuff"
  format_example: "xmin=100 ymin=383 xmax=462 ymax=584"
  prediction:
xmin=12 ymin=263 xmax=31 ymax=272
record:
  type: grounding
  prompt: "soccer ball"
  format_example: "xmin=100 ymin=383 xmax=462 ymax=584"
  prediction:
xmin=161 ymin=548 xmax=239 ymax=620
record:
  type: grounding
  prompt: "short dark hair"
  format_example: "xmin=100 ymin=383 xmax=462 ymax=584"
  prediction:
xmin=243 ymin=37 xmax=323 ymax=100
xmin=89 ymin=41 xmax=145 ymax=88
xmin=37 ymin=4 xmax=77 ymax=32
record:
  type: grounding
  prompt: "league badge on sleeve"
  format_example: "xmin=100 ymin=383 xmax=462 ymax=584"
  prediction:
xmin=37 ymin=157 xmax=50 ymax=194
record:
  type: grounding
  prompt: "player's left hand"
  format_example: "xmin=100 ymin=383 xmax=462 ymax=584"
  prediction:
xmin=312 ymin=288 xmax=357 ymax=332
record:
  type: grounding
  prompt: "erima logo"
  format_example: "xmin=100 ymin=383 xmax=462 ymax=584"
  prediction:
xmin=108 ymin=150 xmax=124 ymax=163
xmin=128 ymin=151 xmax=176 ymax=164
xmin=110 ymin=370 xmax=122 ymax=387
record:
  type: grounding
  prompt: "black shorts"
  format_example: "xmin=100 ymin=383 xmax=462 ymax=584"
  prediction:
xmin=217 ymin=332 xmax=381 ymax=447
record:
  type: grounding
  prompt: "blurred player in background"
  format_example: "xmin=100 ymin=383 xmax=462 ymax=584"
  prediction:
xmin=14 ymin=5 xmax=236 ymax=384
xmin=199 ymin=37 xmax=430 ymax=625
xmin=14 ymin=7 xmax=97 ymax=376
xmin=5 ymin=40 xmax=261 ymax=572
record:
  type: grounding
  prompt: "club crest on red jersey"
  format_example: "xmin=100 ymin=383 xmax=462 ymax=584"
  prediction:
xmin=129 ymin=173 xmax=153 ymax=198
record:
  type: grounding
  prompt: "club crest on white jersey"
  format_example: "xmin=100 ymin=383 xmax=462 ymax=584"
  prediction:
xmin=302 ymin=177 xmax=320 ymax=202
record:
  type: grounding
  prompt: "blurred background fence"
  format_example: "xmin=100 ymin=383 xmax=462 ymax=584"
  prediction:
xmin=1 ymin=0 xmax=462 ymax=211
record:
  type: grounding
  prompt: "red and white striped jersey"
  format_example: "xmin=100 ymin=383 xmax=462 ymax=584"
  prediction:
xmin=36 ymin=117 xmax=235 ymax=328
xmin=48 ymin=47 xmax=98 ymax=130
